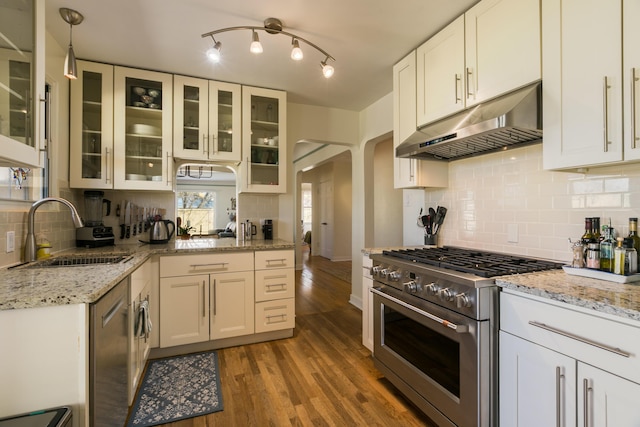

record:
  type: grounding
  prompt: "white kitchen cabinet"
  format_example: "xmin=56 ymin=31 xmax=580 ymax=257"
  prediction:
xmin=0 ymin=0 xmax=44 ymax=168
xmin=113 ymin=66 xmax=173 ymax=190
xmin=623 ymin=0 xmax=640 ymax=161
xmin=500 ymin=290 xmax=640 ymax=426
xmin=542 ymin=0 xmax=626 ymax=169
xmin=464 ymin=0 xmax=540 ymax=106
xmin=392 ymin=51 xmax=449 ymax=189
xmin=159 ymin=252 xmax=255 ymax=347
xmin=240 ymin=86 xmax=287 ymax=193
xmin=70 ymin=61 xmax=115 ymax=189
xmin=361 ymin=253 xmax=374 ymax=352
xmin=254 ymin=250 xmax=295 ymax=333
xmin=173 ymin=76 xmax=241 ymax=161
xmin=128 ymin=259 xmax=152 ymax=405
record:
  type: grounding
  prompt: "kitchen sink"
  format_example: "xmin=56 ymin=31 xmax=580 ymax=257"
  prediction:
xmin=18 ymin=254 xmax=133 ymax=269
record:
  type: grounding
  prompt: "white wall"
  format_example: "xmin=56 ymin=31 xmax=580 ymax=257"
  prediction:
xmin=373 ymin=138 xmax=403 ymax=247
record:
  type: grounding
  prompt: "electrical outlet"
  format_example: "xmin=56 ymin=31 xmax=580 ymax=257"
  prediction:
xmin=6 ymin=231 xmax=15 ymax=253
xmin=507 ymin=224 xmax=518 ymax=243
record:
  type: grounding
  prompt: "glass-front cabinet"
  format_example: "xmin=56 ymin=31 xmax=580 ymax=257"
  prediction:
xmin=113 ymin=66 xmax=173 ymax=190
xmin=241 ymin=86 xmax=286 ymax=193
xmin=173 ymin=76 xmax=241 ymax=161
xmin=70 ymin=61 xmax=114 ymax=189
xmin=0 ymin=0 xmax=43 ymax=167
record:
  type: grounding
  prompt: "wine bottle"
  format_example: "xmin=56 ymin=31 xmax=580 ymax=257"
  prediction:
xmin=592 ymin=217 xmax=601 ymax=241
xmin=599 ymin=226 xmax=614 ymax=272
xmin=628 ymin=218 xmax=640 ymax=253
xmin=581 ymin=217 xmax=595 ymax=244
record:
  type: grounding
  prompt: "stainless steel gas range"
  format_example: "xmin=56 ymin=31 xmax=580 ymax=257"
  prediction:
xmin=369 ymin=247 xmax=563 ymax=427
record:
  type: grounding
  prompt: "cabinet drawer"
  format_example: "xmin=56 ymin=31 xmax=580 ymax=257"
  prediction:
xmin=160 ymin=252 xmax=253 ymax=277
xmin=255 ymin=268 xmax=295 ymax=302
xmin=255 ymin=298 xmax=295 ymax=333
xmin=255 ymin=250 xmax=294 ymax=270
xmin=130 ymin=259 xmax=151 ymax=297
xmin=501 ymin=291 xmax=640 ymax=384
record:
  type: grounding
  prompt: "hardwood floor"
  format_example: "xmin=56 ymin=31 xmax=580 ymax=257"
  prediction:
xmin=152 ymin=250 xmax=435 ymax=426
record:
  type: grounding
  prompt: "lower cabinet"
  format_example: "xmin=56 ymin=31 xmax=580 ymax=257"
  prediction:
xmin=500 ymin=290 xmax=640 ymax=427
xmin=129 ymin=259 xmax=152 ymax=405
xmin=361 ymin=253 xmax=374 ymax=352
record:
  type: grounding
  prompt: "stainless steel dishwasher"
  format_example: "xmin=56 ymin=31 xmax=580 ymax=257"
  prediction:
xmin=90 ymin=277 xmax=129 ymax=427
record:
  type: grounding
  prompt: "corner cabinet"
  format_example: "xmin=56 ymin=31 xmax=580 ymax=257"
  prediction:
xmin=0 ymin=0 xmax=44 ymax=168
xmin=113 ymin=66 xmax=173 ymax=190
xmin=542 ymin=0 xmax=640 ymax=169
xmin=240 ymin=86 xmax=286 ymax=193
xmin=392 ymin=52 xmax=448 ymax=189
xmin=173 ymin=76 xmax=241 ymax=162
xmin=499 ymin=290 xmax=640 ymax=426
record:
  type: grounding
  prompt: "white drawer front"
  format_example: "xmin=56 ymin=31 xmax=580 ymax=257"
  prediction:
xmin=362 ymin=254 xmax=373 ymax=268
xmin=255 ymin=298 xmax=295 ymax=333
xmin=255 ymin=268 xmax=295 ymax=302
xmin=255 ymin=250 xmax=294 ymax=270
xmin=501 ymin=291 xmax=640 ymax=384
xmin=160 ymin=252 xmax=254 ymax=277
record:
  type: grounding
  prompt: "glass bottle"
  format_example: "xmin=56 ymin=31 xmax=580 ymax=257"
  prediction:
xmin=581 ymin=217 xmax=595 ymax=244
xmin=628 ymin=218 xmax=640 ymax=253
xmin=624 ymin=238 xmax=638 ymax=275
xmin=592 ymin=217 xmax=601 ymax=241
xmin=599 ymin=226 xmax=615 ymax=272
xmin=613 ymin=237 xmax=626 ymax=275
xmin=586 ymin=243 xmax=600 ymax=269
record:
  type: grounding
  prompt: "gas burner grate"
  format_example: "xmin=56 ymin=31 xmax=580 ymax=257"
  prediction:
xmin=382 ymin=247 xmax=563 ymax=278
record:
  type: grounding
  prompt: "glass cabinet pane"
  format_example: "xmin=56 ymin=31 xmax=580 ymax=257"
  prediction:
xmin=124 ymin=77 xmax=164 ymax=181
xmin=81 ymin=71 xmax=103 ymax=179
xmin=249 ymin=95 xmax=280 ymax=186
xmin=217 ymin=90 xmax=233 ymax=154
xmin=182 ymin=85 xmax=200 ymax=151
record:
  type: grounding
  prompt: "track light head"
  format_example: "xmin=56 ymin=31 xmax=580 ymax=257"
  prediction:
xmin=250 ymin=30 xmax=263 ymax=54
xmin=291 ymin=39 xmax=303 ymax=61
xmin=321 ymin=59 xmax=335 ymax=79
xmin=207 ymin=40 xmax=222 ymax=62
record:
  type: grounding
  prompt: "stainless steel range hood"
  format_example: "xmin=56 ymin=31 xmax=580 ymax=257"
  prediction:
xmin=396 ymin=82 xmax=542 ymax=161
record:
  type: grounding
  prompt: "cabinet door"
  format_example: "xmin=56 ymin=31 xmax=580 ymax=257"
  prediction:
xmin=465 ymin=0 xmax=541 ymax=106
xmin=542 ymin=0 xmax=623 ymax=169
xmin=0 ymin=0 xmax=43 ymax=168
xmin=416 ymin=16 xmax=465 ymax=126
xmin=173 ymin=75 xmax=209 ymax=160
xmin=159 ymin=275 xmax=209 ymax=347
xmin=113 ymin=66 xmax=173 ymax=190
xmin=210 ymin=271 xmax=254 ymax=339
xmin=623 ymin=0 xmax=640 ymax=161
xmin=499 ymin=331 xmax=577 ymax=427
xmin=241 ymin=86 xmax=286 ymax=193
xmin=579 ymin=363 xmax=640 ymax=427
xmin=70 ymin=61 xmax=115 ymax=189
xmin=209 ymin=81 xmax=241 ymax=161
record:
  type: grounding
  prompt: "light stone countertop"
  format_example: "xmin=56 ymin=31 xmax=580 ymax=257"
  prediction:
xmin=0 ymin=238 xmax=294 ymax=311
xmin=496 ymin=269 xmax=640 ymax=322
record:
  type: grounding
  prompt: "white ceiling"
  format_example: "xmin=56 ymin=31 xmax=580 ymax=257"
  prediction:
xmin=45 ymin=0 xmax=478 ymax=112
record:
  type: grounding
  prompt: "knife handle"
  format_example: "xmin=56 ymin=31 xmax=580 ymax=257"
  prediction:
xmin=120 ymin=224 xmax=125 ymax=240
xmin=126 ymin=225 xmax=131 ymax=239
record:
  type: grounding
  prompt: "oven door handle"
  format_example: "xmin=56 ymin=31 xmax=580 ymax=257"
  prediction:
xmin=371 ymin=288 xmax=469 ymax=333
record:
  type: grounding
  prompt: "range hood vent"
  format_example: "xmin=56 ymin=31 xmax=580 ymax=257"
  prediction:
xmin=396 ymin=82 xmax=542 ymax=161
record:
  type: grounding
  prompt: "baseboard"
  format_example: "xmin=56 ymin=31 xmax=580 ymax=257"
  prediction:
xmin=331 ymin=256 xmax=352 ymax=262
xmin=349 ymin=294 xmax=362 ymax=310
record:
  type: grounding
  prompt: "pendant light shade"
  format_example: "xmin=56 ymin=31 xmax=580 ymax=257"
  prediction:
xmin=59 ymin=8 xmax=84 ymax=80
xmin=290 ymin=39 xmax=303 ymax=61
xmin=250 ymin=31 xmax=263 ymax=54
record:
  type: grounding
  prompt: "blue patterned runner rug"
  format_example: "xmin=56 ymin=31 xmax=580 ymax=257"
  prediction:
xmin=126 ymin=351 xmax=223 ymax=426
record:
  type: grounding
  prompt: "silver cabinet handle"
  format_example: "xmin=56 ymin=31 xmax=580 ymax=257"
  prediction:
xmin=165 ymin=151 xmax=172 ymax=185
xmin=632 ymin=68 xmax=639 ymax=149
xmin=202 ymin=134 xmax=208 ymax=156
xmin=454 ymin=73 xmax=461 ymax=103
xmin=266 ymin=258 xmax=287 ymax=265
xmin=265 ymin=312 xmax=287 ymax=324
xmin=556 ymin=366 xmax=564 ymax=427
xmin=190 ymin=262 xmax=228 ymax=269
xmin=409 ymin=158 xmax=414 ymax=181
xmin=466 ymin=67 xmax=473 ymax=98
xmin=529 ymin=321 xmax=630 ymax=357
xmin=105 ymin=147 xmax=111 ymax=184
xmin=583 ymin=378 xmax=592 ymax=427
xmin=212 ymin=278 xmax=216 ymax=316
xmin=603 ymin=76 xmax=611 ymax=152
xmin=202 ymin=280 xmax=206 ymax=318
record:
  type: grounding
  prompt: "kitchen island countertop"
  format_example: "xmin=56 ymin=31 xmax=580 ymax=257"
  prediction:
xmin=496 ymin=269 xmax=640 ymax=322
xmin=0 ymin=238 xmax=294 ymax=311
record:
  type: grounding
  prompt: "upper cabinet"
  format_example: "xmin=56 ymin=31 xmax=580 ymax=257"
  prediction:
xmin=240 ymin=86 xmax=286 ymax=193
xmin=0 ymin=0 xmax=44 ymax=168
xmin=173 ymin=76 xmax=241 ymax=162
xmin=416 ymin=0 xmax=540 ymax=129
xmin=542 ymin=0 xmax=626 ymax=169
xmin=392 ymin=52 xmax=448 ymax=189
xmin=623 ymin=0 xmax=640 ymax=162
xmin=113 ymin=66 xmax=173 ymax=190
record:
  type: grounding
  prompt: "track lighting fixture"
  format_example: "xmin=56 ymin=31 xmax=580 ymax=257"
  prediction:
xmin=59 ymin=8 xmax=84 ymax=80
xmin=202 ymin=17 xmax=335 ymax=78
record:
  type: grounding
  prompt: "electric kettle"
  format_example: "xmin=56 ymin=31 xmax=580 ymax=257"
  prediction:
xmin=149 ymin=216 xmax=175 ymax=243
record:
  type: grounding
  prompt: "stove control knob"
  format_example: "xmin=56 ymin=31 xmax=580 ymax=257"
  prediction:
xmin=438 ymin=288 xmax=454 ymax=302
xmin=403 ymin=280 xmax=418 ymax=293
xmin=455 ymin=293 xmax=472 ymax=308
xmin=380 ymin=268 xmax=391 ymax=279
xmin=370 ymin=266 xmax=382 ymax=276
xmin=389 ymin=270 xmax=402 ymax=281
xmin=424 ymin=283 xmax=438 ymax=296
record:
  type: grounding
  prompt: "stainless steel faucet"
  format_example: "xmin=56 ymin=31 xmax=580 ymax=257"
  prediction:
xmin=24 ymin=197 xmax=84 ymax=262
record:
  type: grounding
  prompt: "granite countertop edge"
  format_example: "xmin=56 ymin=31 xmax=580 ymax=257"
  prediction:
xmin=0 ymin=239 xmax=294 ymax=311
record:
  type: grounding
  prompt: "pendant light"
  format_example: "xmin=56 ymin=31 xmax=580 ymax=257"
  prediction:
xmin=59 ymin=8 xmax=84 ymax=80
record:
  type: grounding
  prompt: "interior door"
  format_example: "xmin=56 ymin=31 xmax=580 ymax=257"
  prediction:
xmin=318 ymin=180 xmax=333 ymax=259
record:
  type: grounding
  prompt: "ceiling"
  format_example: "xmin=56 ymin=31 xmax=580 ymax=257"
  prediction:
xmin=45 ymin=0 xmax=478 ymax=112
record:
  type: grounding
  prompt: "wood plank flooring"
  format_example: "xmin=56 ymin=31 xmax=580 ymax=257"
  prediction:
xmin=151 ymin=250 xmax=435 ymax=426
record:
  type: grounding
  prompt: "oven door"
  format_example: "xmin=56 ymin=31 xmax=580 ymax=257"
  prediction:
xmin=372 ymin=286 xmax=491 ymax=427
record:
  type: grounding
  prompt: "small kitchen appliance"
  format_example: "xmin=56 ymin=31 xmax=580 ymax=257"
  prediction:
xmin=76 ymin=190 xmax=115 ymax=247
xmin=262 ymin=219 xmax=273 ymax=240
xmin=147 ymin=216 xmax=175 ymax=244
xmin=369 ymin=246 xmax=563 ymax=427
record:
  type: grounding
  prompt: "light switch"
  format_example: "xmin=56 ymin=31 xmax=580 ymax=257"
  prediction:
xmin=6 ymin=231 xmax=15 ymax=253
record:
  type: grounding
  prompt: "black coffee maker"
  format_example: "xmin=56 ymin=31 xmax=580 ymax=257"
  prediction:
xmin=262 ymin=219 xmax=273 ymax=240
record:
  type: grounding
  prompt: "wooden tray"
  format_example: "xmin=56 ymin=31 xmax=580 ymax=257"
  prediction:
xmin=562 ymin=265 xmax=640 ymax=284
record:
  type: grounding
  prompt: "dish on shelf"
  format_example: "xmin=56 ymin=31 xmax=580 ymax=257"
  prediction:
xmin=148 ymin=103 xmax=160 ymax=110
xmin=132 ymin=87 xmax=146 ymax=96
xmin=150 ymin=175 xmax=162 ymax=181
xmin=562 ymin=265 xmax=640 ymax=283
xmin=126 ymin=174 xmax=148 ymax=181
xmin=133 ymin=101 xmax=146 ymax=108
xmin=129 ymin=123 xmax=160 ymax=136
xmin=148 ymin=89 xmax=160 ymax=98
xmin=140 ymin=95 xmax=153 ymax=104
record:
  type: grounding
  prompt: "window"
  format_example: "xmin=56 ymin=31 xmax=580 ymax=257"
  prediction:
xmin=176 ymin=191 xmax=216 ymax=235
